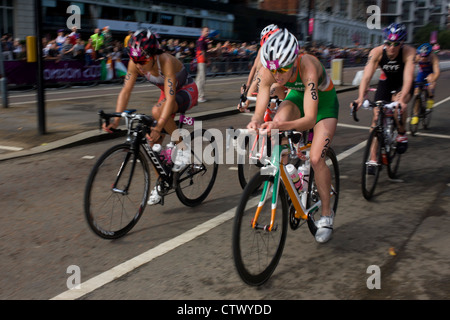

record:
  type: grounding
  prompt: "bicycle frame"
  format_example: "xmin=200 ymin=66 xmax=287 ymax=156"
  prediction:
xmin=251 ymin=137 xmax=322 ymax=232
xmin=101 ymin=110 xmax=197 ymax=192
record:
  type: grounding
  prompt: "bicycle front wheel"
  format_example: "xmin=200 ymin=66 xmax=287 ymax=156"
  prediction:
xmin=361 ymin=129 xmax=382 ymax=200
xmin=84 ymin=144 xmax=150 ymax=239
xmin=175 ymin=129 xmax=219 ymax=207
xmin=237 ymin=135 xmax=265 ymax=189
xmin=232 ymin=173 xmax=288 ymax=286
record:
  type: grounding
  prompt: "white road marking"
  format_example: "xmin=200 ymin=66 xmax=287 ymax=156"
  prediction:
xmin=0 ymin=146 xmax=24 ymax=151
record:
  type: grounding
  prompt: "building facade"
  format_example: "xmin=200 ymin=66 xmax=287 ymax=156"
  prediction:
xmin=3 ymin=0 xmax=296 ymax=43
xmin=2 ymin=0 xmax=448 ymax=45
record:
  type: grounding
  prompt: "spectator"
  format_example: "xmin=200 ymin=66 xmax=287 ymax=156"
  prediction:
xmin=90 ymin=28 xmax=104 ymax=55
xmin=13 ymin=39 xmax=26 ymax=60
xmin=1 ymin=33 xmax=14 ymax=60
xmin=124 ymin=30 xmax=133 ymax=47
xmin=45 ymin=41 xmax=59 ymax=60
xmin=68 ymin=26 xmax=80 ymax=45
xmin=195 ymin=26 xmax=209 ymax=103
xmin=102 ymin=26 xmax=113 ymax=52
xmin=60 ymin=37 xmax=74 ymax=60
xmin=55 ymin=29 xmax=66 ymax=51
xmin=84 ymin=37 xmax=96 ymax=64
xmin=72 ymin=38 xmax=85 ymax=62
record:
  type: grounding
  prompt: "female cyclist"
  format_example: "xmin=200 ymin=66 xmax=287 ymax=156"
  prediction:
xmin=237 ymin=24 xmax=286 ymax=114
xmin=103 ymin=28 xmax=198 ymax=204
xmin=247 ymin=28 xmax=339 ymax=244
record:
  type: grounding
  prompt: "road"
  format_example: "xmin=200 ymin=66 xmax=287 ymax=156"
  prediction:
xmin=0 ymin=72 xmax=449 ymax=303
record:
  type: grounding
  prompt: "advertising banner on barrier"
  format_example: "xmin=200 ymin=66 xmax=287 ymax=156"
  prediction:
xmin=4 ymin=59 xmax=129 ymax=85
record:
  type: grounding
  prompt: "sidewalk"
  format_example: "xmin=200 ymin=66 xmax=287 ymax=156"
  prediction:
xmin=0 ymin=77 xmax=357 ymax=161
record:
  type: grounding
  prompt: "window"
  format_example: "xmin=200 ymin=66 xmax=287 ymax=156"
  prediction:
xmin=161 ymin=14 xmax=174 ymax=25
xmin=0 ymin=0 xmax=14 ymax=35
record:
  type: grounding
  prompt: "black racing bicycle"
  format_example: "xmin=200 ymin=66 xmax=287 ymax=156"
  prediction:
xmin=409 ymin=81 xmax=432 ymax=136
xmin=84 ymin=110 xmax=219 ymax=239
xmin=352 ymin=100 xmax=403 ymax=200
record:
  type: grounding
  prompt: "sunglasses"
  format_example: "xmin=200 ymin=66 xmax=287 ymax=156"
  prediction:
xmin=384 ymin=41 xmax=401 ymax=47
xmin=269 ymin=62 xmax=293 ymax=75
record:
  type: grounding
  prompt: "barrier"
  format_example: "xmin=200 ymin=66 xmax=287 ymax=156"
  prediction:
xmin=4 ymin=58 xmax=129 ymax=86
xmin=331 ymin=59 xmax=343 ymax=85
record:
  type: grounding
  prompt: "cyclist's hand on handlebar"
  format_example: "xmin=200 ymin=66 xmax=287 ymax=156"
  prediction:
xmin=350 ymin=98 xmax=363 ymax=111
xmin=247 ymin=119 xmax=262 ymax=131
xmin=259 ymin=121 xmax=278 ymax=136
xmin=148 ymin=128 xmax=162 ymax=144
xmin=238 ymin=99 xmax=250 ymax=113
xmin=102 ymin=118 xmax=120 ymax=133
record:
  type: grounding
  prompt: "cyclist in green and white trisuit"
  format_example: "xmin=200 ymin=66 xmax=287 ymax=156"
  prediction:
xmin=247 ymin=28 xmax=339 ymax=244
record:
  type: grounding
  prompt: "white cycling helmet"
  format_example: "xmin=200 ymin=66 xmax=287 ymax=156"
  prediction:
xmin=260 ymin=28 xmax=299 ymax=70
xmin=260 ymin=24 xmax=279 ymax=46
xmin=260 ymin=24 xmax=278 ymax=40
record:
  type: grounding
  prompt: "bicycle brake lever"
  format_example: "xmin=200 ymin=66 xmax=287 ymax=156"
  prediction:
xmin=351 ymin=102 xmax=359 ymax=122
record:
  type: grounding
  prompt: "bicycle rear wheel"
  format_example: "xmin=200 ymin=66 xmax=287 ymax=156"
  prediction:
xmin=361 ymin=129 xmax=382 ymax=200
xmin=387 ymin=138 xmax=402 ymax=179
xmin=306 ymin=147 xmax=340 ymax=234
xmin=84 ymin=144 xmax=150 ymax=239
xmin=175 ymin=129 xmax=219 ymax=207
xmin=232 ymin=173 xmax=288 ymax=286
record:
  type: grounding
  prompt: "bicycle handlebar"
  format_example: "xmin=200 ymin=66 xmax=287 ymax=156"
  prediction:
xmin=98 ymin=109 xmax=157 ymax=132
xmin=351 ymin=100 xmax=401 ymax=122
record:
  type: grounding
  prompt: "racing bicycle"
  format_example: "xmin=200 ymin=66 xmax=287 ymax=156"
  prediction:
xmin=84 ymin=110 xmax=219 ymax=239
xmin=352 ymin=100 xmax=403 ymax=200
xmin=232 ymin=129 xmax=340 ymax=285
xmin=234 ymin=89 xmax=282 ymax=189
xmin=409 ymin=81 xmax=432 ymax=136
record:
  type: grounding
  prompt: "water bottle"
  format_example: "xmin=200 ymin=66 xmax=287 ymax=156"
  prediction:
xmin=162 ymin=142 xmax=175 ymax=165
xmin=152 ymin=143 xmax=162 ymax=153
xmin=286 ymin=164 xmax=302 ymax=193
xmin=298 ymin=163 xmax=309 ymax=193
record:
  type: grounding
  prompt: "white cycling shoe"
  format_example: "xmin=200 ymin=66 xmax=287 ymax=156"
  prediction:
xmin=172 ymin=148 xmax=191 ymax=172
xmin=315 ymin=210 xmax=335 ymax=244
xmin=147 ymin=186 xmax=162 ymax=205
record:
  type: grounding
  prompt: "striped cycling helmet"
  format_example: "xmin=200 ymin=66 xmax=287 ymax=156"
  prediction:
xmin=417 ymin=43 xmax=432 ymax=57
xmin=260 ymin=24 xmax=279 ymax=46
xmin=260 ymin=28 xmax=299 ymax=70
xmin=128 ymin=28 xmax=161 ymax=64
xmin=383 ymin=23 xmax=407 ymax=42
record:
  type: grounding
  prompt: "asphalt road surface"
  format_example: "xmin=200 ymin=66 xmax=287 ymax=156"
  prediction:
xmin=1 ymin=72 xmax=449 ymax=303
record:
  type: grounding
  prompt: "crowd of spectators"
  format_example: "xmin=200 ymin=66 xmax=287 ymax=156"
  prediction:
xmin=1 ymin=33 xmax=27 ymax=61
xmin=5 ymin=27 xmax=447 ymax=72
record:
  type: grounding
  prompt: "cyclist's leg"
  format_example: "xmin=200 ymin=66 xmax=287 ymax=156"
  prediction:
xmin=310 ymin=118 xmax=337 ymax=217
xmin=426 ymin=77 xmax=435 ymax=109
xmin=392 ymin=88 xmax=412 ymax=134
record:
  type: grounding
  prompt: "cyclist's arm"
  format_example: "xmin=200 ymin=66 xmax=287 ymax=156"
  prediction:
xmin=357 ymin=46 xmax=381 ymax=105
xmin=299 ymin=56 xmax=319 ymax=130
xmin=108 ymin=60 xmax=138 ymax=130
xmin=429 ymin=53 xmax=440 ymax=83
xmin=245 ymin=49 xmax=260 ymax=91
xmin=248 ymin=68 xmax=272 ymax=129
xmin=399 ymin=45 xmax=416 ymax=105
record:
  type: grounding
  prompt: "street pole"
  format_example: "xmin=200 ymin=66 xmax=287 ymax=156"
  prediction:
xmin=0 ymin=40 xmax=8 ymax=108
xmin=35 ymin=0 xmax=46 ymax=135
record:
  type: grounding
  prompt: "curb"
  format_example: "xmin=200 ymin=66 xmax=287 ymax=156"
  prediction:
xmin=0 ymin=86 xmax=358 ymax=161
